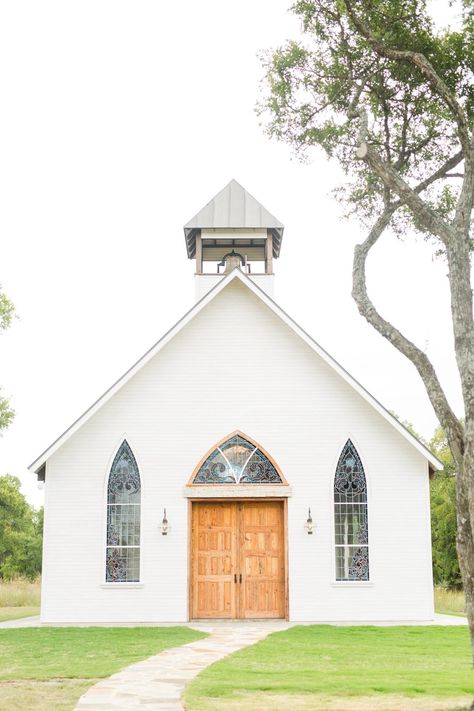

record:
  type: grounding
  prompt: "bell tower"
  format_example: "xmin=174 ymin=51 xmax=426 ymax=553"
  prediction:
xmin=183 ymin=180 xmax=284 ymax=300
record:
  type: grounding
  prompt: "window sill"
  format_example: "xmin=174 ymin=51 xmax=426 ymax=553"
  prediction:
xmin=331 ymin=582 xmax=373 ymax=588
xmin=100 ymin=583 xmax=144 ymax=589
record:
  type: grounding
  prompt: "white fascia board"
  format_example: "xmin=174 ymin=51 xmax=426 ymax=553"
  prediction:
xmin=29 ymin=268 xmax=442 ymax=473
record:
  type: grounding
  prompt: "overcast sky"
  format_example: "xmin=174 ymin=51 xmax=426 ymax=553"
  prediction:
xmin=0 ymin=1 xmax=466 ymax=508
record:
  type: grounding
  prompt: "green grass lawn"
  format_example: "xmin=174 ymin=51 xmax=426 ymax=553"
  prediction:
xmin=184 ymin=625 xmax=474 ymax=711
xmin=0 ymin=626 xmax=206 ymax=711
xmin=0 ymin=607 xmax=40 ymax=623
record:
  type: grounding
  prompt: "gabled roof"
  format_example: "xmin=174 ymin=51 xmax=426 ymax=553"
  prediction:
xmin=29 ymin=269 xmax=442 ymax=473
xmin=184 ymin=179 xmax=284 ymax=258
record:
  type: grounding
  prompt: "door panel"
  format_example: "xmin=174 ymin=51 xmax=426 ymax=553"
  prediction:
xmin=191 ymin=500 xmax=285 ymax=619
xmin=240 ymin=501 xmax=285 ymax=618
xmin=192 ymin=502 xmax=238 ymax=618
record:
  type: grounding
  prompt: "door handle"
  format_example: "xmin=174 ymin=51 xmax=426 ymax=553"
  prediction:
xmin=239 ymin=573 xmax=242 ymax=584
xmin=234 ymin=574 xmax=237 ymax=583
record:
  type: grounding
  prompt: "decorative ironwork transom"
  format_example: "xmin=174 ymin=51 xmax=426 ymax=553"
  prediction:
xmin=334 ymin=441 xmax=367 ymax=500
xmin=193 ymin=434 xmax=282 ymax=484
xmin=106 ymin=440 xmax=141 ymax=583
xmin=334 ymin=440 xmax=369 ymax=581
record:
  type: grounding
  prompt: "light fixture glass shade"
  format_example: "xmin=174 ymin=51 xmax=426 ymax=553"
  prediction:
xmin=159 ymin=508 xmax=170 ymax=535
xmin=304 ymin=508 xmax=315 ymax=534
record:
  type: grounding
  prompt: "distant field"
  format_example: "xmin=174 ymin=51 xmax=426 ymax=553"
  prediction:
xmin=434 ymin=587 xmax=466 ymax=617
xmin=0 ymin=579 xmax=41 ymax=608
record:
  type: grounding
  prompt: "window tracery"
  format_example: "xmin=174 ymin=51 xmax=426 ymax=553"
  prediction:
xmin=193 ymin=434 xmax=282 ymax=484
xmin=106 ymin=440 xmax=141 ymax=582
xmin=334 ymin=440 xmax=369 ymax=581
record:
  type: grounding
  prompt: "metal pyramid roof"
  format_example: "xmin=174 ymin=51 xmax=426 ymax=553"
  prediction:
xmin=184 ymin=179 xmax=284 ymax=258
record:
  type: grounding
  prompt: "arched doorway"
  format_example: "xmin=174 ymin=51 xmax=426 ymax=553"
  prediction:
xmin=188 ymin=433 xmax=288 ymax=619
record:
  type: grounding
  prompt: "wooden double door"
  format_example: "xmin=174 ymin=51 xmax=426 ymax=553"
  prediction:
xmin=191 ymin=500 xmax=286 ymax=619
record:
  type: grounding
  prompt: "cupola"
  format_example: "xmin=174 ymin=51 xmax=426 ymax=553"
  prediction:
xmin=184 ymin=179 xmax=284 ymax=300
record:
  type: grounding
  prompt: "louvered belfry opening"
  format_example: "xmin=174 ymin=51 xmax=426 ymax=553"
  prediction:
xmin=184 ymin=179 xmax=284 ymax=276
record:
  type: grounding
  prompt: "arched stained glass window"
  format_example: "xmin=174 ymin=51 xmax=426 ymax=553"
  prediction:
xmin=193 ymin=434 xmax=282 ymax=484
xmin=334 ymin=440 xmax=369 ymax=581
xmin=106 ymin=440 xmax=141 ymax=582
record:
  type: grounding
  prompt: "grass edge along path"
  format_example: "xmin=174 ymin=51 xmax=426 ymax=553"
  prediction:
xmin=0 ymin=626 xmax=206 ymax=711
xmin=0 ymin=678 xmax=98 ymax=711
xmin=0 ymin=607 xmax=39 ymax=623
xmin=184 ymin=625 xmax=474 ymax=711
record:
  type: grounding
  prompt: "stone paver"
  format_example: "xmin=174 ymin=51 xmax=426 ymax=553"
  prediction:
xmin=73 ymin=621 xmax=289 ymax=710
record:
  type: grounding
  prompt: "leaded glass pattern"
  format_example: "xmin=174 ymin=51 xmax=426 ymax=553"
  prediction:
xmin=334 ymin=440 xmax=369 ymax=581
xmin=193 ymin=435 xmax=282 ymax=484
xmin=106 ymin=547 xmax=140 ymax=583
xmin=106 ymin=441 xmax=141 ymax=582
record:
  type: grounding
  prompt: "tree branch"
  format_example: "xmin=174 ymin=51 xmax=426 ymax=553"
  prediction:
xmin=352 ymin=208 xmax=465 ymax=455
xmin=356 ymin=142 xmax=454 ymax=241
xmin=342 ymin=0 xmax=472 ymax=157
xmin=390 ymin=151 xmax=464 ymax=209
xmin=343 ymin=1 xmax=474 ymax=242
xmin=454 ymin=146 xmax=474 ymax=235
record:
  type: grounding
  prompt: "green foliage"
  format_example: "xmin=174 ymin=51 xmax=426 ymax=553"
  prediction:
xmin=258 ymin=0 xmax=474 ymax=236
xmin=0 ymin=286 xmax=14 ymax=332
xmin=0 ymin=396 xmax=14 ymax=432
xmin=430 ymin=424 xmax=456 ymax=476
xmin=389 ymin=417 xmax=460 ymax=589
xmin=431 ymin=475 xmax=459 ymax=587
xmin=0 ymin=475 xmax=43 ymax=581
xmin=0 ymin=284 xmax=15 ymax=431
xmin=185 ymin=625 xmax=473 ymax=708
xmin=429 ymin=426 xmax=461 ymax=588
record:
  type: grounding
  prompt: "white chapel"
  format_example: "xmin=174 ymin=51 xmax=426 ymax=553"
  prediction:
xmin=30 ymin=180 xmax=440 ymax=623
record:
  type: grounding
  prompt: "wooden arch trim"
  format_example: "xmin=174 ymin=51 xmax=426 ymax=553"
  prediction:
xmin=187 ymin=430 xmax=289 ymax=486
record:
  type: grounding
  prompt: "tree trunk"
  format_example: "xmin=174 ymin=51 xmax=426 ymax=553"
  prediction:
xmin=457 ymin=434 xmax=474 ymax=659
xmin=352 ymin=206 xmax=474 ymax=653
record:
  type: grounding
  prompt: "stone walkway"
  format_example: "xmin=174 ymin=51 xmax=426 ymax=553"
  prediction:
xmin=73 ymin=621 xmax=289 ymax=710
xmin=0 ymin=612 xmax=467 ymax=628
xmin=0 ymin=614 xmax=467 ymax=710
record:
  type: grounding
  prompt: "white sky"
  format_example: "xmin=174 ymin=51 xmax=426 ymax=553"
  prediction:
xmin=0 ymin=0 xmax=466 ymax=508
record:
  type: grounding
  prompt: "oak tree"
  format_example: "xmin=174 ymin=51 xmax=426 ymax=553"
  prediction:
xmin=430 ymin=426 xmax=461 ymax=588
xmin=0 ymin=474 xmax=43 ymax=580
xmin=260 ymin=0 xmax=474 ymax=650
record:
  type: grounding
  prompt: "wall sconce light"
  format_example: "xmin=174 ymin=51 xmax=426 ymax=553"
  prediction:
xmin=304 ymin=508 xmax=315 ymax=535
xmin=159 ymin=508 xmax=170 ymax=535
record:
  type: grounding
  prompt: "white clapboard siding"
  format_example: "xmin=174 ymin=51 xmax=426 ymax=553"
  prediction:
xmin=40 ymin=279 xmax=434 ymax=623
